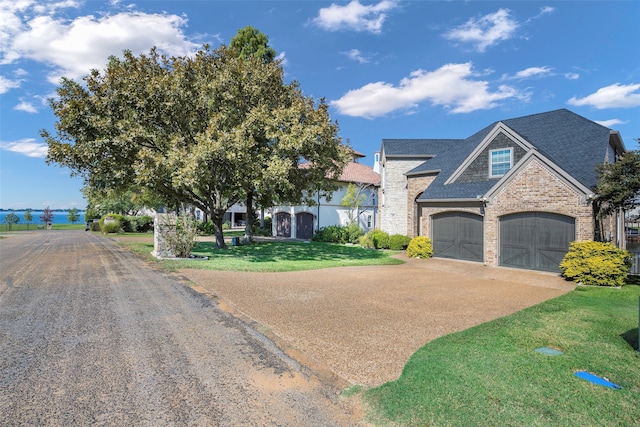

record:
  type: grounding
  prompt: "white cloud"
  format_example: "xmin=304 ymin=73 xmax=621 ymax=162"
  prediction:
xmin=568 ymin=83 xmax=640 ymax=109
xmin=594 ymin=118 xmax=625 ymax=128
xmin=1 ymin=1 xmax=200 ymax=83
xmin=342 ymin=49 xmax=369 ymax=64
xmin=276 ymin=51 xmax=288 ymax=67
xmin=444 ymin=9 xmax=518 ymax=52
xmin=331 ymin=62 xmax=522 ymax=118
xmin=527 ymin=5 xmax=555 ymax=22
xmin=14 ymin=101 xmax=37 ymax=113
xmin=0 ymin=75 xmax=21 ymax=93
xmin=1 ymin=138 xmax=48 ymax=158
xmin=503 ymin=66 xmax=553 ymax=80
xmin=312 ymin=0 xmax=397 ymax=34
xmin=565 ymin=72 xmax=580 ymax=80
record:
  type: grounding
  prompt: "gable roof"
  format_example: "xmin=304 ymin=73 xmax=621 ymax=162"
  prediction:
xmin=500 ymin=109 xmax=613 ymax=189
xmin=381 ymin=109 xmax=621 ymax=201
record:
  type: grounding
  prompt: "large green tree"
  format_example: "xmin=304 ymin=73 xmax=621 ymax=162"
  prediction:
xmin=42 ymin=44 xmax=349 ymax=248
xmin=229 ymin=26 xmax=279 ymax=241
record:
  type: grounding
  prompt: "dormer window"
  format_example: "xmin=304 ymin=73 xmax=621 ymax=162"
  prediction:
xmin=489 ymin=148 xmax=513 ymax=178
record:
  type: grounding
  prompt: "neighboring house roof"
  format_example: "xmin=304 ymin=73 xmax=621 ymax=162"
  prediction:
xmin=339 ymin=161 xmax=380 ymax=186
xmin=383 ymin=109 xmax=622 ymax=201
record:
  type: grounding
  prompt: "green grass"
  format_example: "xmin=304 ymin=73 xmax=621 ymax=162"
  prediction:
xmin=122 ymin=239 xmax=404 ymax=272
xmin=0 ymin=223 xmax=85 ymax=232
xmin=364 ymin=284 xmax=640 ymax=427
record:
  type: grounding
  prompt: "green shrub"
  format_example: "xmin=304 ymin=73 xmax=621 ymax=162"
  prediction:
xmin=559 ymin=241 xmax=632 ymax=287
xmin=313 ymin=225 xmax=348 ymax=243
xmin=367 ymin=229 xmax=390 ymax=249
xmin=89 ymin=221 xmax=101 ymax=232
xmin=347 ymin=223 xmax=364 ymax=244
xmin=389 ymin=234 xmax=412 ymax=250
xmin=121 ymin=216 xmax=135 ymax=232
xmin=198 ymin=220 xmax=216 ymax=235
xmin=222 ymin=221 xmax=231 ymax=230
xmin=406 ymin=236 xmax=433 ymax=259
xmin=359 ymin=234 xmax=375 ymax=248
xmin=135 ymin=215 xmax=154 ymax=232
xmin=101 ymin=221 xmax=122 ymax=234
xmin=99 ymin=213 xmax=124 ymax=234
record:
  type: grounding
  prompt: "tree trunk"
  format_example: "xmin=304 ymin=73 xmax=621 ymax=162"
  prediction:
xmin=244 ymin=191 xmax=254 ymax=243
xmin=211 ymin=210 xmax=228 ymax=249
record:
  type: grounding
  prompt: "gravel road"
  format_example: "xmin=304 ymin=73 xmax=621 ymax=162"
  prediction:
xmin=0 ymin=231 xmax=362 ymax=426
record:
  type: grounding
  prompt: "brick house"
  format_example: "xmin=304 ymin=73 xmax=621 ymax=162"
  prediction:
xmin=272 ymin=152 xmax=380 ymax=239
xmin=378 ymin=109 xmax=626 ymax=272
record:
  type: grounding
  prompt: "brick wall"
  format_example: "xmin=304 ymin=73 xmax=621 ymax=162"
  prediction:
xmin=415 ymin=157 xmax=594 ymax=267
xmin=483 ymin=158 xmax=593 ymax=266
xmin=407 ymin=175 xmax=436 ymax=237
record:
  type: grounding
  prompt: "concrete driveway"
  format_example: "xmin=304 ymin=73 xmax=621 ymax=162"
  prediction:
xmin=180 ymin=255 xmax=575 ymax=387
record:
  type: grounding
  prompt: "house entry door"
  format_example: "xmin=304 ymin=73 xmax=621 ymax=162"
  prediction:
xmin=275 ymin=212 xmax=291 ymax=237
xmin=295 ymin=212 xmax=314 ymax=240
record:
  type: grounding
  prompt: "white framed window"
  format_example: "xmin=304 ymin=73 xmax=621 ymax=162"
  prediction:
xmin=489 ymin=148 xmax=513 ymax=178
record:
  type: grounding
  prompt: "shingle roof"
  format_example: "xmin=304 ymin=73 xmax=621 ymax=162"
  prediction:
xmin=501 ymin=109 xmax=611 ymax=189
xmin=339 ymin=161 xmax=380 ymax=186
xmin=382 ymin=109 xmax=614 ymax=201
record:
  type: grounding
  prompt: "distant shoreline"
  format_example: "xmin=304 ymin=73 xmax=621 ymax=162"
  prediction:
xmin=0 ymin=209 xmax=85 ymax=212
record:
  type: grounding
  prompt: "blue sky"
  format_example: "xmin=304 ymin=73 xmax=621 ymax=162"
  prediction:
xmin=1 ymin=0 xmax=638 ymax=209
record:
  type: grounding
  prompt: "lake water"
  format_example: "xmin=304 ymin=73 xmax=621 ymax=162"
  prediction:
xmin=0 ymin=211 xmax=86 ymax=225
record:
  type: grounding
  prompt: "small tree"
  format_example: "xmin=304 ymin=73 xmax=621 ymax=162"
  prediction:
xmin=40 ymin=206 xmax=54 ymax=227
xmin=341 ymin=182 xmax=370 ymax=226
xmin=24 ymin=209 xmax=33 ymax=230
xmin=3 ymin=210 xmax=19 ymax=231
xmin=67 ymin=208 xmax=80 ymax=224
xmin=596 ymin=150 xmax=640 ymax=213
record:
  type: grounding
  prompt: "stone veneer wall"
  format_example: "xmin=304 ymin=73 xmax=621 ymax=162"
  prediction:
xmin=379 ymin=158 xmax=429 ymax=236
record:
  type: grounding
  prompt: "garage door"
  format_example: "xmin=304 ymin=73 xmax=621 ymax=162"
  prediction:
xmin=432 ymin=212 xmax=483 ymax=262
xmin=275 ymin=212 xmax=291 ymax=237
xmin=500 ymin=212 xmax=575 ymax=272
xmin=295 ymin=212 xmax=314 ymax=240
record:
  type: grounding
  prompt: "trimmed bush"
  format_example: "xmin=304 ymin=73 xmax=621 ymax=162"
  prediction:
xmin=89 ymin=221 xmax=101 ymax=232
xmin=559 ymin=241 xmax=632 ymax=287
xmin=406 ymin=236 xmax=433 ymax=259
xmin=368 ymin=229 xmax=390 ymax=249
xmin=359 ymin=234 xmax=375 ymax=248
xmin=389 ymin=234 xmax=412 ymax=250
xmin=100 ymin=213 xmax=124 ymax=234
xmin=313 ymin=225 xmax=348 ymax=243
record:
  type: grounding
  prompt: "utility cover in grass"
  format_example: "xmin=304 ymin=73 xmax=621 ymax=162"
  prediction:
xmin=534 ymin=346 xmax=563 ymax=356
xmin=575 ymin=371 xmax=622 ymax=389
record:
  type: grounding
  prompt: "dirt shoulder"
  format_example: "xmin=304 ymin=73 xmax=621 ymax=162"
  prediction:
xmin=180 ymin=255 xmax=574 ymax=387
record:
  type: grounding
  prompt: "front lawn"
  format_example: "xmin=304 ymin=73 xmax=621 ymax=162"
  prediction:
xmin=364 ymin=284 xmax=640 ymax=427
xmin=120 ymin=238 xmax=404 ymax=272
